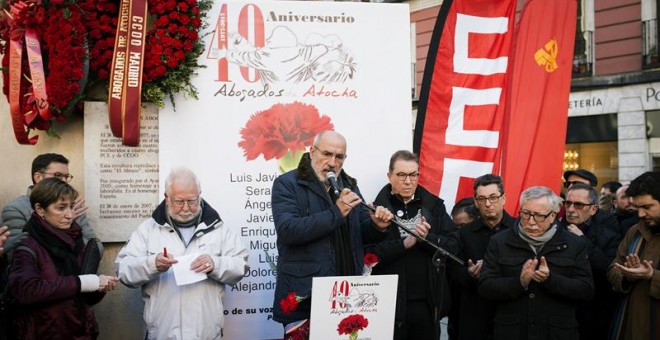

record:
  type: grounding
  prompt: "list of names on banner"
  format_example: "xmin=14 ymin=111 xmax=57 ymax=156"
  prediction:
xmin=229 ymin=171 xmax=279 ymax=305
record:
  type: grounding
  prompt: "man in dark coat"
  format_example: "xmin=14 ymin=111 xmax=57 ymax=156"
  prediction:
xmin=367 ymin=150 xmax=457 ymax=340
xmin=607 ymin=171 xmax=660 ymax=340
xmin=614 ymin=184 xmax=639 ymax=236
xmin=270 ymin=131 xmax=393 ymax=335
xmin=559 ymin=182 xmax=621 ymax=339
xmin=479 ymin=186 xmax=594 ymax=340
xmin=450 ymin=174 xmax=516 ymax=340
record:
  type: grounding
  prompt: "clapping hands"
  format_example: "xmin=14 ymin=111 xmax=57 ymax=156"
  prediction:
xmin=520 ymin=256 xmax=550 ymax=287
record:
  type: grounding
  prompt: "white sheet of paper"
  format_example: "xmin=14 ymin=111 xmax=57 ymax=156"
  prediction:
xmin=172 ymin=252 xmax=208 ymax=286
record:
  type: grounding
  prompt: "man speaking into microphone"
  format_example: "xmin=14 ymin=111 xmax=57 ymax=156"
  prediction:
xmin=270 ymin=130 xmax=394 ymax=337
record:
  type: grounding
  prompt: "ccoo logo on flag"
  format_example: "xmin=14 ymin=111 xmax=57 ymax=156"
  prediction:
xmin=534 ymin=38 xmax=559 ymax=72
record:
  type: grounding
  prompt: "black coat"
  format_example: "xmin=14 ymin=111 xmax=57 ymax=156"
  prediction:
xmin=450 ymin=212 xmax=516 ymax=340
xmin=558 ymin=209 xmax=622 ymax=339
xmin=367 ymin=184 xmax=457 ymax=331
xmin=616 ymin=209 xmax=639 ymax=237
xmin=478 ymin=225 xmax=594 ymax=340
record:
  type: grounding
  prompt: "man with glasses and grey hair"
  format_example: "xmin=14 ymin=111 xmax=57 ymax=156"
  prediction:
xmin=270 ymin=130 xmax=394 ymax=337
xmin=115 ymin=167 xmax=249 ymax=339
xmin=559 ymin=182 xmax=621 ymax=339
xmin=450 ymin=174 xmax=516 ymax=340
xmin=2 ymin=153 xmax=100 ymax=254
xmin=479 ymin=186 xmax=594 ymax=340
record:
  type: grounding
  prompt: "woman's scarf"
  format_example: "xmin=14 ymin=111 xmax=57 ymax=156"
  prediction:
xmin=24 ymin=212 xmax=83 ymax=276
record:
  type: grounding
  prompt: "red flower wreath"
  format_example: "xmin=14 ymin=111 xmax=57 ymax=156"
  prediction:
xmin=0 ymin=0 xmax=211 ymax=138
xmin=0 ymin=0 xmax=87 ymax=133
xmin=81 ymin=0 xmax=212 ymax=107
xmin=337 ymin=314 xmax=369 ymax=336
xmin=80 ymin=0 xmax=120 ymax=81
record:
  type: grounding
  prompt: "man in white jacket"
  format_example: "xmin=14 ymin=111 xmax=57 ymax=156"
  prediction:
xmin=115 ymin=167 xmax=249 ymax=340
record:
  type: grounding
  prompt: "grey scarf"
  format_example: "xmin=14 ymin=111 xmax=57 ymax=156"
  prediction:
xmin=517 ymin=221 xmax=557 ymax=254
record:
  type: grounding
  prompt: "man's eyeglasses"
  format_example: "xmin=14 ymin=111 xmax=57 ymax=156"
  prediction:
xmin=171 ymin=198 xmax=200 ymax=209
xmin=564 ymin=200 xmax=593 ymax=210
xmin=41 ymin=172 xmax=73 ymax=182
xmin=313 ymin=146 xmax=346 ymax=161
xmin=519 ymin=210 xmax=554 ymax=222
xmin=563 ymin=181 xmax=580 ymax=188
xmin=475 ymin=194 xmax=504 ymax=204
xmin=395 ymin=172 xmax=419 ymax=181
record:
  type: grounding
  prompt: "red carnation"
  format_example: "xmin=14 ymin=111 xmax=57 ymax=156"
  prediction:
xmin=337 ymin=314 xmax=369 ymax=337
xmin=183 ymin=40 xmax=193 ymax=52
xmin=364 ymin=253 xmax=379 ymax=267
xmin=168 ymin=23 xmax=179 ymax=34
xmin=363 ymin=253 xmax=379 ymax=276
xmin=155 ymin=15 xmax=169 ymax=27
xmin=164 ymin=0 xmax=177 ymax=11
xmin=179 ymin=14 xmax=190 ymax=25
xmin=279 ymin=292 xmax=306 ymax=315
xmin=238 ymin=102 xmax=334 ymax=161
xmin=166 ymin=57 xmax=179 ymax=68
xmin=35 ymin=7 xmax=46 ymax=24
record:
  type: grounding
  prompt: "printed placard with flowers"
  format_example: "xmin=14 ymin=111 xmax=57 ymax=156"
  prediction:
xmin=309 ymin=275 xmax=398 ymax=340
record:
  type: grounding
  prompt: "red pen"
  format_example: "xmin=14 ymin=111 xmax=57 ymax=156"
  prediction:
xmin=163 ymin=247 xmax=168 ymax=258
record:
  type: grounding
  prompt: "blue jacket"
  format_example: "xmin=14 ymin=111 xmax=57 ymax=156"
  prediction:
xmin=271 ymin=153 xmax=382 ymax=324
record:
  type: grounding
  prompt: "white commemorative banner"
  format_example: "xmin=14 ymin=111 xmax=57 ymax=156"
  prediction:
xmin=159 ymin=1 xmax=411 ymax=338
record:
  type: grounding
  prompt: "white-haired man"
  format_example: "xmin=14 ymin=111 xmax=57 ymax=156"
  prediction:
xmin=479 ymin=186 xmax=594 ymax=340
xmin=116 ymin=168 xmax=248 ymax=340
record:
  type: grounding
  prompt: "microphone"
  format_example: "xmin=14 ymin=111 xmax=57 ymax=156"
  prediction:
xmin=326 ymin=171 xmax=341 ymax=196
xmin=326 ymin=170 xmax=464 ymax=266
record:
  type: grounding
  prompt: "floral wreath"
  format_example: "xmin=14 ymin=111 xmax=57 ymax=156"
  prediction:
xmin=0 ymin=0 xmax=212 ymax=136
xmin=86 ymin=0 xmax=213 ymax=107
xmin=0 ymin=1 xmax=88 ymax=133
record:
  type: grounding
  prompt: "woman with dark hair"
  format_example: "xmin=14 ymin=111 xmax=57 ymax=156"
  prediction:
xmin=8 ymin=178 xmax=118 ymax=339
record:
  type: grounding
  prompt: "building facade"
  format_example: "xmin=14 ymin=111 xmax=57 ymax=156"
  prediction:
xmin=409 ymin=0 xmax=660 ymax=188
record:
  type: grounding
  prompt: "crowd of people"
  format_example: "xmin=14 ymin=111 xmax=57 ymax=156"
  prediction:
xmin=0 ymin=131 xmax=659 ymax=340
xmin=0 ymin=155 xmax=249 ymax=339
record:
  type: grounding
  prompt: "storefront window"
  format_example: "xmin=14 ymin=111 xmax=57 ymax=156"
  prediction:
xmin=564 ymin=141 xmax=619 ymax=190
xmin=565 ymin=113 xmax=618 ymax=190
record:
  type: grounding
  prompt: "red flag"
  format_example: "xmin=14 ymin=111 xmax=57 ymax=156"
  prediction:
xmin=413 ymin=0 xmax=516 ymax=209
xmin=501 ymin=0 xmax=577 ymax=214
